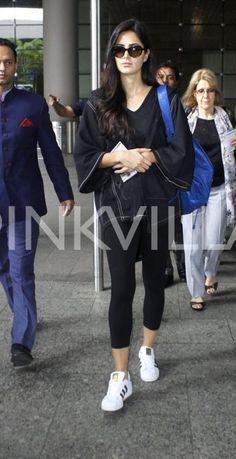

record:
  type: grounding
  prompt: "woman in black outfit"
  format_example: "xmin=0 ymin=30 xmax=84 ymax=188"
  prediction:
xmin=74 ymin=18 xmax=194 ymax=412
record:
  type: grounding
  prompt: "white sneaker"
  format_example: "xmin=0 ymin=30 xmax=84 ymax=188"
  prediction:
xmin=101 ymin=371 xmax=133 ymax=412
xmin=138 ymin=346 xmax=160 ymax=382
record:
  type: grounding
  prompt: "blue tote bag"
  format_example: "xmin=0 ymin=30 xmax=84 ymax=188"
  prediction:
xmin=156 ymin=85 xmax=214 ymax=215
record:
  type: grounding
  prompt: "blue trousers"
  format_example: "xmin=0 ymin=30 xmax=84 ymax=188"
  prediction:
xmin=0 ymin=219 xmax=39 ymax=350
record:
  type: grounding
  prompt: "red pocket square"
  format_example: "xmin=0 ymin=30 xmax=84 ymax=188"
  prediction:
xmin=20 ymin=118 xmax=33 ymax=127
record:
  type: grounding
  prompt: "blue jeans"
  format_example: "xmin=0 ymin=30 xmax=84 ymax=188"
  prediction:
xmin=0 ymin=219 xmax=39 ymax=350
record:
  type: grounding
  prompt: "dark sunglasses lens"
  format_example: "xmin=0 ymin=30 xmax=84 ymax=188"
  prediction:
xmin=128 ymin=46 xmax=143 ymax=57
xmin=112 ymin=46 xmax=125 ymax=58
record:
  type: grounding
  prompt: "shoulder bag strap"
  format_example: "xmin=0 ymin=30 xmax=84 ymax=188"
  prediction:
xmin=156 ymin=85 xmax=174 ymax=143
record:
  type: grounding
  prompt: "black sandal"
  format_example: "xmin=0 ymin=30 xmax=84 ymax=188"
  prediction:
xmin=205 ymin=282 xmax=218 ymax=295
xmin=190 ymin=300 xmax=205 ymax=311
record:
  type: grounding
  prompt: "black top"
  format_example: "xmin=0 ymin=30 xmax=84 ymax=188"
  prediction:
xmin=194 ymin=118 xmax=224 ymax=187
xmin=126 ymin=88 xmax=156 ymax=146
xmin=74 ymin=86 xmax=195 ymax=228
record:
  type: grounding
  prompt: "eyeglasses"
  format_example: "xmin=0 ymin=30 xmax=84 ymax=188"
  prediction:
xmin=195 ymin=88 xmax=215 ymax=95
xmin=112 ymin=45 xmax=145 ymax=58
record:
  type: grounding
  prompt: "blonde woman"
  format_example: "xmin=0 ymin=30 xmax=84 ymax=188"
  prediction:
xmin=182 ymin=68 xmax=236 ymax=311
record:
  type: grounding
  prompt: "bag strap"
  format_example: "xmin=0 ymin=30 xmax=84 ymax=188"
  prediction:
xmin=156 ymin=85 xmax=180 ymax=205
xmin=156 ymin=85 xmax=174 ymax=143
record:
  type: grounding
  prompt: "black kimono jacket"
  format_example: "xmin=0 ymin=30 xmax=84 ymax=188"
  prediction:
xmin=73 ymin=86 xmax=194 ymax=228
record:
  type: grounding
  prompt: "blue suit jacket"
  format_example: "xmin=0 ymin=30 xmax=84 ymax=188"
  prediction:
xmin=0 ymin=87 xmax=74 ymax=222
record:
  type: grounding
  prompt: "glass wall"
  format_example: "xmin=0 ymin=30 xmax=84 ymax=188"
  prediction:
xmin=0 ymin=0 xmax=43 ymax=94
xmin=99 ymin=0 xmax=236 ymax=114
xmin=1 ymin=0 xmax=236 ymax=114
xmin=78 ymin=0 xmax=91 ymax=98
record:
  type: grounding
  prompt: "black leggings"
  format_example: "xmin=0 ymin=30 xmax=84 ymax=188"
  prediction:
xmin=103 ymin=219 xmax=169 ymax=349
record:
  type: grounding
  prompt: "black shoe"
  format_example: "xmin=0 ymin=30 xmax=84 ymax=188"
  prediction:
xmin=11 ymin=344 xmax=33 ymax=369
xmin=164 ymin=267 xmax=174 ymax=288
xmin=176 ymin=261 xmax=186 ymax=282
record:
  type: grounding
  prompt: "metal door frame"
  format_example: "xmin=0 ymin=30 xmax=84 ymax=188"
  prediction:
xmin=90 ymin=0 xmax=104 ymax=291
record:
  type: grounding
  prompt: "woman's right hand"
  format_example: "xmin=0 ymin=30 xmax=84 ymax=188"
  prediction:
xmin=114 ymin=148 xmax=152 ymax=173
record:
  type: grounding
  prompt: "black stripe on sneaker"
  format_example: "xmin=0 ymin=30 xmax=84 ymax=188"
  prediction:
xmin=120 ymin=385 xmax=128 ymax=399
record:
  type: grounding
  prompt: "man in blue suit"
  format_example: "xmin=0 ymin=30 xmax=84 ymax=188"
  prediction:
xmin=0 ymin=38 xmax=74 ymax=368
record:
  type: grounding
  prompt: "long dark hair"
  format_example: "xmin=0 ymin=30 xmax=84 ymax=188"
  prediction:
xmin=96 ymin=18 xmax=156 ymax=139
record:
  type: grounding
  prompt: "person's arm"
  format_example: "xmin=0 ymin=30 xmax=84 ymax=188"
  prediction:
xmin=48 ymin=94 xmax=76 ymax=118
xmin=37 ymin=98 xmax=74 ymax=211
xmin=73 ymin=98 xmax=111 ymax=193
xmin=100 ymin=147 xmax=152 ymax=173
xmin=71 ymin=99 xmax=88 ymax=117
xmin=153 ymin=91 xmax=195 ymax=190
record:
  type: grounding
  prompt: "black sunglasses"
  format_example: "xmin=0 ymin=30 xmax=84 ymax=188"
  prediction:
xmin=112 ymin=45 xmax=145 ymax=58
